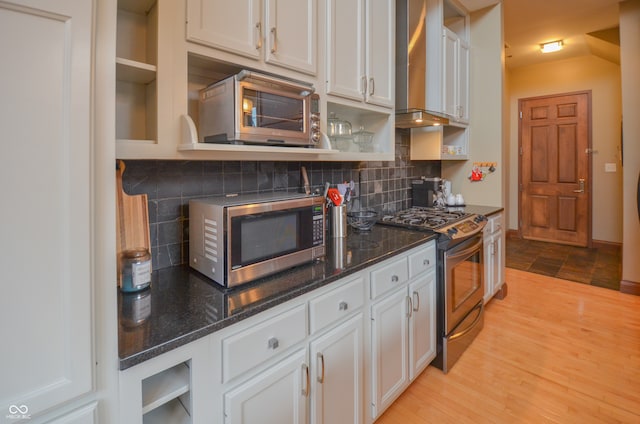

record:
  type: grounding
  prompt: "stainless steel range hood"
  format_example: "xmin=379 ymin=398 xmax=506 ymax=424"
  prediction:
xmin=395 ymin=0 xmax=449 ymax=128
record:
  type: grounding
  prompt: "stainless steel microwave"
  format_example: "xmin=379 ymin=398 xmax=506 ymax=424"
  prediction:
xmin=198 ymin=70 xmax=321 ymax=147
xmin=189 ymin=193 xmax=325 ymax=288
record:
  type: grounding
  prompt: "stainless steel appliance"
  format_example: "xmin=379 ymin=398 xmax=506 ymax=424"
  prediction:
xmin=411 ymin=178 xmax=444 ymax=207
xmin=380 ymin=207 xmax=487 ymax=372
xmin=189 ymin=193 xmax=325 ymax=288
xmin=395 ymin=0 xmax=449 ymax=128
xmin=199 ymin=70 xmax=321 ymax=146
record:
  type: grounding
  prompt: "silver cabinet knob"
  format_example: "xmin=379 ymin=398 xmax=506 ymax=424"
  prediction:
xmin=268 ymin=337 xmax=279 ymax=350
xmin=339 ymin=301 xmax=348 ymax=311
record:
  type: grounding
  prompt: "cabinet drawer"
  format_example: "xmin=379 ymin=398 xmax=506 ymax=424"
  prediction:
xmin=370 ymin=257 xmax=409 ymax=299
xmin=309 ymin=276 xmax=365 ymax=334
xmin=408 ymin=243 xmax=436 ymax=278
xmin=222 ymin=304 xmax=307 ymax=382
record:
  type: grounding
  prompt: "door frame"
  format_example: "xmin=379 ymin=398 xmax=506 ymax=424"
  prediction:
xmin=517 ymin=90 xmax=593 ymax=247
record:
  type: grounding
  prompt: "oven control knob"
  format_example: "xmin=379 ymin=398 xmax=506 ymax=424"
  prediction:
xmin=475 ymin=215 xmax=487 ymax=223
xmin=447 ymin=227 xmax=458 ymax=236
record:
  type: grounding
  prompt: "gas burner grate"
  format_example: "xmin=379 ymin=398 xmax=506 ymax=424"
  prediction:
xmin=380 ymin=207 xmax=473 ymax=230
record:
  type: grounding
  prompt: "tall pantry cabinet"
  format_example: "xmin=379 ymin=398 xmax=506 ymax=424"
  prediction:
xmin=0 ymin=0 xmax=118 ymax=422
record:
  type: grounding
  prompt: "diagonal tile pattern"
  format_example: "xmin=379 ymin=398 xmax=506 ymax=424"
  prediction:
xmin=505 ymin=237 xmax=622 ymax=290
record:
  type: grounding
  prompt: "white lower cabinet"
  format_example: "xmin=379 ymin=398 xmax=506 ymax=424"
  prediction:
xmin=119 ymin=337 xmax=215 ymax=424
xmin=371 ymin=288 xmax=410 ymax=416
xmin=224 ymin=348 xmax=308 ymax=424
xmin=408 ymin=274 xmax=437 ymax=380
xmin=369 ymin=242 xmax=436 ymax=420
xmin=118 ymin=241 xmax=437 ymax=424
xmin=310 ymin=314 xmax=364 ymax=424
xmin=484 ymin=213 xmax=505 ymax=302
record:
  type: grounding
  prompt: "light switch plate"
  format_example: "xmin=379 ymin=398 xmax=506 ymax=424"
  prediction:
xmin=605 ymin=163 xmax=617 ymax=172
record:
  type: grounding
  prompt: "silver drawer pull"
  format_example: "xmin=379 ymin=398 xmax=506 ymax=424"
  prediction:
xmin=267 ymin=337 xmax=279 ymax=350
xmin=391 ymin=275 xmax=399 ymax=283
xmin=339 ymin=301 xmax=348 ymax=311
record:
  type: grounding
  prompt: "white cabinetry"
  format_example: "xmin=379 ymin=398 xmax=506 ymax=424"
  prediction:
xmin=483 ymin=213 xmax=505 ymax=303
xmin=326 ymin=0 xmax=394 ymax=108
xmin=116 ymin=0 xmax=158 ymax=143
xmin=186 ymin=0 xmax=317 ymax=75
xmin=442 ymin=27 xmax=469 ymax=123
xmin=323 ymin=0 xmax=395 ymax=159
xmin=220 ymin=276 xmax=365 ymax=424
xmin=0 ymin=0 xmax=98 ymax=421
xmin=369 ymin=242 xmax=436 ymax=419
xmin=119 ymin=337 xmax=214 ymax=424
xmin=309 ymin=315 xmax=363 ymax=424
xmin=224 ymin=348 xmax=308 ymax=424
xmin=425 ymin=0 xmax=470 ymax=123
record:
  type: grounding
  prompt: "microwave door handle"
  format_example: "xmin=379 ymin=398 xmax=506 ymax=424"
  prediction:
xmin=236 ymin=70 xmax=315 ymax=95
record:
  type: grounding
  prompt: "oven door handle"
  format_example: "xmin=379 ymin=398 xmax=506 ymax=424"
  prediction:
xmin=449 ymin=302 xmax=483 ymax=342
xmin=447 ymin=236 xmax=483 ymax=263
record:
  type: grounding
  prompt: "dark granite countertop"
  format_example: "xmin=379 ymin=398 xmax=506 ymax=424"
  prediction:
xmin=459 ymin=204 xmax=504 ymax=217
xmin=118 ymin=225 xmax=437 ymax=370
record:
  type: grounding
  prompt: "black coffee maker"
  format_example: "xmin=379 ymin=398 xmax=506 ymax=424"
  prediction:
xmin=411 ymin=177 xmax=444 ymax=207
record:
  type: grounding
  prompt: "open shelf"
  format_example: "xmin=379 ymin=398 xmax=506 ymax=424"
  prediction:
xmin=142 ymin=362 xmax=190 ymax=415
xmin=116 ymin=0 xmax=158 ymax=143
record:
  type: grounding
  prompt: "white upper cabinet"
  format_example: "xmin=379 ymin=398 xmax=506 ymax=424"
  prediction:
xmin=426 ymin=0 xmax=470 ymax=123
xmin=1 ymin=0 xmax=94 ymax=419
xmin=326 ymin=0 xmax=394 ymax=108
xmin=186 ymin=0 xmax=317 ymax=75
xmin=442 ymin=27 xmax=469 ymax=123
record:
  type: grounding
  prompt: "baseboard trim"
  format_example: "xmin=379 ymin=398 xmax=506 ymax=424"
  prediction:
xmin=592 ymin=239 xmax=622 ymax=249
xmin=506 ymin=230 xmax=520 ymax=239
xmin=620 ymin=280 xmax=640 ymax=296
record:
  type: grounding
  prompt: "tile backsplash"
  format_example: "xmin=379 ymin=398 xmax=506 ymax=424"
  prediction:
xmin=121 ymin=130 xmax=440 ymax=270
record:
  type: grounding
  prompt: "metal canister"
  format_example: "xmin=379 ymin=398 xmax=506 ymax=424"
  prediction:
xmin=119 ymin=248 xmax=152 ymax=292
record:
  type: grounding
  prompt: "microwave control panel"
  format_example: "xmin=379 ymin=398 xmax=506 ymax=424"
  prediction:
xmin=312 ymin=204 xmax=324 ymax=246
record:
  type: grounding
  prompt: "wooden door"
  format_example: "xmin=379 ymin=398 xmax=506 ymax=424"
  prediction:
xmin=519 ymin=92 xmax=592 ymax=246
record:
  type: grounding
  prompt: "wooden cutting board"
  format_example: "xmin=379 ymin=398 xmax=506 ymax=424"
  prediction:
xmin=116 ymin=160 xmax=151 ymax=279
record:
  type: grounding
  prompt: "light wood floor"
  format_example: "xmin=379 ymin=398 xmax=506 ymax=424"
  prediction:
xmin=377 ymin=268 xmax=640 ymax=424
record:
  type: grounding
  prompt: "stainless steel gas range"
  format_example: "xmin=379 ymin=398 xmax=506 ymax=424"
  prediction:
xmin=380 ymin=207 xmax=487 ymax=373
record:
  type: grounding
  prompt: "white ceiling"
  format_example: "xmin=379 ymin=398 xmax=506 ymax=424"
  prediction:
xmin=458 ymin=0 xmax=621 ymax=69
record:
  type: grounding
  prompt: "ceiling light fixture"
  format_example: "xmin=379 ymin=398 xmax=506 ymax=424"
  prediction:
xmin=540 ymin=40 xmax=563 ymax=53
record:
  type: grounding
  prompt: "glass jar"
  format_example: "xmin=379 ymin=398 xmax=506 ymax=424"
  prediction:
xmin=119 ymin=248 xmax=152 ymax=292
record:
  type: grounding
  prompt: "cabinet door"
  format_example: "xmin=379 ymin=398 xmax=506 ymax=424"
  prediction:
xmin=224 ymin=348 xmax=308 ymax=424
xmin=186 ymin=0 xmax=262 ymax=60
xmin=457 ymin=38 xmax=470 ymax=122
xmin=326 ymin=0 xmax=366 ymax=101
xmin=265 ymin=0 xmax=317 ymax=75
xmin=370 ymin=289 xmax=409 ymax=418
xmin=442 ymin=27 xmax=458 ymax=117
xmin=310 ymin=314 xmax=363 ymax=424
xmin=0 ymin=0 xmax=93 ymax=418
xmin=483 ymin=231 xmax=494 ymax=303
xmin=364 ymin=0 xmax=394 ymax=108
xmin=492 ymin=231 xmax=504 ymax=295
xmin=408 ymin=272 xmax=436 ymax=380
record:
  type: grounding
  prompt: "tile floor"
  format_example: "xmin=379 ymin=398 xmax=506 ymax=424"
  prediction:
xmin=505 ymin=237 xmax=622 ymax=291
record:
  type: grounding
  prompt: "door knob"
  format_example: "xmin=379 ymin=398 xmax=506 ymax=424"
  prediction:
xmin=573 ymin=179 xmax=585 ymax=193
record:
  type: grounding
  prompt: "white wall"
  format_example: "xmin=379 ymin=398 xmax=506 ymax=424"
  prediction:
xmin=507 ymin=55 xmax=623 ymax=243
xmin=619 ymin=0 xmax=640 ymax=285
